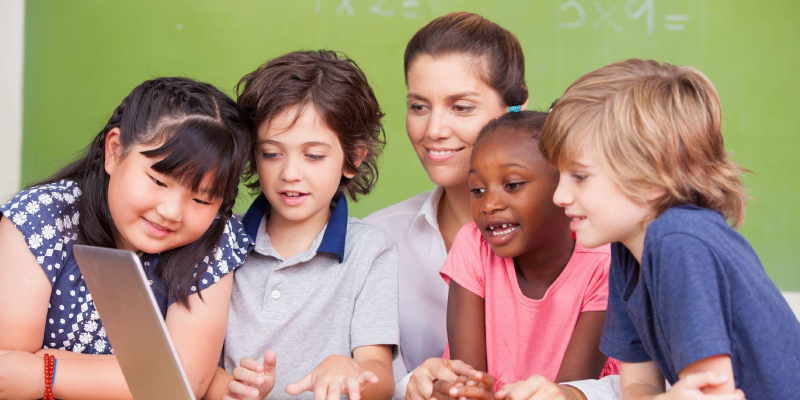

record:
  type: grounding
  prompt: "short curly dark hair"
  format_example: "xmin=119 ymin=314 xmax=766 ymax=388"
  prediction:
xmin=236 ymin=50 xmax=386 ymax=201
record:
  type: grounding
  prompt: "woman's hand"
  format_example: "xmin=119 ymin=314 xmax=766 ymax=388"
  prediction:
xmin=406 ymin=358 xmax=477 ymax=400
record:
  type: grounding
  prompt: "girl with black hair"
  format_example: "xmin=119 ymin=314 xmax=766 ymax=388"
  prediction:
xmin=0 ymin=77 xmax=253 ymax=399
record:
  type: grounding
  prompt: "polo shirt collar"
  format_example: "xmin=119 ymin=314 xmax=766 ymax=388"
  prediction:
xmin=242 ymin=193 xmax=348 ymax=263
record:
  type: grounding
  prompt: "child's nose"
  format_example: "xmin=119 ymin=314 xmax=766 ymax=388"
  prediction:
xmin=280 ymin=155 xmax=303 ymax=182
xmin=553 ymin=177 xmax=573 ymax=207
xmin=481 ymin=190 xmax=505 ymax=214
xmin=155 ymin=193 xmax=183 ymax=222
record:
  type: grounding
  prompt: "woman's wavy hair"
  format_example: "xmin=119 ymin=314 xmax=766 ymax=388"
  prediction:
xmin=404 ymin=12 xmax=528 ymax=107
xmin=236 ymin=50 xmax=386 ymax=201
xmin=540 ymin=59 xmax=748 ymax=227
xmin=36 ymin=77 xmax=250 ymax=307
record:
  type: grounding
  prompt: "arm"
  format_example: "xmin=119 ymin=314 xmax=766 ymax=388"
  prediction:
xmin=446 ymin=280 xmax=486 ymax=372
xmin=165 ymin=272 xmax=234 ymax=399
xmin=285 ymin=344 xmax=393 ymax=400
xmin=0 ymin=216 xmax=132 ymax=399
xmin=354 ymin=344 xmax=394 ymax=400
xmin=620 ymin=357 xmax=739 ymax=400
xmin=555 ymin=311 xmax=609 ymax=383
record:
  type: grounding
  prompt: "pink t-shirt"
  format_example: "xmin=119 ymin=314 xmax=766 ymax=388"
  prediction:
xmin=440 ymin=222 xmax=619 ymax=391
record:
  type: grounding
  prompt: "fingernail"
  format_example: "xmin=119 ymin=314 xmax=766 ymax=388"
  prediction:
xmin=252 ymin=389 xmax=259 ymax=396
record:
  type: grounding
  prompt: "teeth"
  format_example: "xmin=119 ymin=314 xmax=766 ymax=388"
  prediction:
xmin=285 ymin=192 xmax=300 ymax=197
xmin=429 ymin=150 xmax=455 ymax=156
xmin=490 ymin=225 xmax=518 ymax=236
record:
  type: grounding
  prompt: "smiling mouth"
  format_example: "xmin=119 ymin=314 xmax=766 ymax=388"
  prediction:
xmin=427 ymin=148 xmax=461 ymax=156
xmin=281 ymin=191 xmax=308 ymax=197
xmin=487 ymin=223 xmax=519 ymax=236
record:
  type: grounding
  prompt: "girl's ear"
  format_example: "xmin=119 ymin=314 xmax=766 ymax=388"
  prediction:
xmin=520 ymin=98 xmax=529 ymax=111
xmin=104 ymin=128 xmax=124 ymax=175
xmin=343 ymin=145 xmax=368 ymax=179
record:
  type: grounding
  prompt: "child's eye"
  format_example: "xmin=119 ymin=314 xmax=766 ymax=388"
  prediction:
xmin=193 ymin=198 xmax=212 ymax=205
xmin=149 ymin=175 xmax=167 ymax=187
xmin=572 ymin=174 xmax=588 ymax=183
xmin=505 ymin=182 xmax=525 ymax=191
xmin=470 ymin=187 xmax=485 ymax=196
xmin=262 ymin=152 xmax=279 ymax=160
xmin=306 ymin=154 xmax=325 ymax=161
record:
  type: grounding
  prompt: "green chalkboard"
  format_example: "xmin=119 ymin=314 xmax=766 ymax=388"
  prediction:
xmin=22 ymin=0 xmax=800 ymax=289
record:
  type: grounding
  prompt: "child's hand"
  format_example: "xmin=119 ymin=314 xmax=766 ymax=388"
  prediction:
xmin=224 ymin=350 xmax=277 ymax=400
xmin=659 ymin=372 xmax=745 ymax=400
xmin=434 ymin=372 xmax=497 ymax=400
xmin=285 ymin=354 xmax=379 ymax=400
xmin=495 ymin=375 xmax=581 ymax=400
xmin=407 ymin=358 xmax=478 ymax=400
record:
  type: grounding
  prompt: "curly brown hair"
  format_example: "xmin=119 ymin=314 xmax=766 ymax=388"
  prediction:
xmin=236 ymin=50 xmax=386 ymax=201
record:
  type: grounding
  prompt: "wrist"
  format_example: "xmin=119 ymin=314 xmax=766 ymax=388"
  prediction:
xmin=559 ymin=384 xmax=588 ymax=400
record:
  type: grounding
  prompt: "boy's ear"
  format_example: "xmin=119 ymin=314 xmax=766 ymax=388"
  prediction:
xmin=644 ymin=186 xmax=667 ymax=203
xmin=104 ymin=128 xmax=124 ymax=175
xmin=343 ymin=145 xmax=368 ymax=179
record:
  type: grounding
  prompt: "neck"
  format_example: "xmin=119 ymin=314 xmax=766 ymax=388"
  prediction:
xmin=265 ymin=207 xmax=331 ymax=260
xmin=623 ymin=221 xmax=650 ymax=264
xmin=514 ymin=222 xmax=575 ymax=287
xmin=437 ymin=182 xmax=474 ymax=251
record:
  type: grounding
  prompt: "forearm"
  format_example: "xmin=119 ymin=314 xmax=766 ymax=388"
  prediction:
xmin=202 ymin=366 xmax=234 ymax=400
xmin=621 ymin=383 xmax=662 ymax=400
xmin=360 ymin=359 xmax=394 ymax=400
xmin=51 ymin=357 xmax=132 ymax=400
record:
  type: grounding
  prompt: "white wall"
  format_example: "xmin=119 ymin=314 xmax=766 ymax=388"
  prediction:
xmin=0 ymin=0 xmax=24 ymax=202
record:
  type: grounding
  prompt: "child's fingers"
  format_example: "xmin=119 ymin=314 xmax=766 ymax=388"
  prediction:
xmin=285 ymin=374 xmax=313 ymax=395
xmin=227 ymin=378 xmax=260 ymax=398
xmin=358 ymin=370 xmax=379 ymax=384
xmin=326 ymin=381 xmax=344 ymax=400
xmin=263 ymin=349 xmax=277 ymax=371
xmin=345 ymin=376 xmax=363 ymax=400
xmin=238 ymin=356 xmax=264 ymax=373
xmin=232 ymin=365 xmax=265 ymax=386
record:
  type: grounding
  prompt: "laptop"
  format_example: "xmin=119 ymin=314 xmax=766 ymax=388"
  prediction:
xmin=73 ymin=245 xmax=196 ymax=400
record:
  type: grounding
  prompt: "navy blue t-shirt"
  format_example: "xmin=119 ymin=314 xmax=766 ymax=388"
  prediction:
xmin=600 ymin=205 xmax=800 ymax=399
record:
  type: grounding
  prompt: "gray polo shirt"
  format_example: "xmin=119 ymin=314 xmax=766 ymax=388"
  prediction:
xmin=223 ymin=194 xmax=399 ymax=399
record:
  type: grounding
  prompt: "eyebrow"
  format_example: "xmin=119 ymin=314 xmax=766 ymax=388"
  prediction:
xmin=406 ymin=91 xmax=481 ymax=102
xmin=257 ymin=139 xmax=332 ymax=149
xmin=568 ymin=160 xmax=590 ymax=168
xmin=469 ymin=162 xmax=530 ymax=174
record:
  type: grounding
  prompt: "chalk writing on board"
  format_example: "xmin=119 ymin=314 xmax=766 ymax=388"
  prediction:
xmin=560 ymin=0 xmax=689 ymax=34
xmin=314 ymin=0 xmax=422 ymax=18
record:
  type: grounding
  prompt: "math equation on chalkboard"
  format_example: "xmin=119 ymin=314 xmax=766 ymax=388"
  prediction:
xmin=559 ymin=0 xmax=689 ymax=34
xmin=314 ymin=0 xmax=423 ymax=18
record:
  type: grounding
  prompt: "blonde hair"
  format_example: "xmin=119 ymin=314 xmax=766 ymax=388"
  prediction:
xmin=540 ymin=59 xmax=748 ymax=227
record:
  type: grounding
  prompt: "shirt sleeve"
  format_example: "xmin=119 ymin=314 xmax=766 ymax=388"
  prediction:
xmin=647 ymin=233 xmax=732 ymax=373
xmin=350 ymin=236 xmax=400 ymax=351
xmin=581 ymin=248 xmax=611 ymax=313
xmin=439 ymin=223 xmax=486 ymax=298
xmin=182 ymin=217 xmax=254 ymax=298
xmin=562 ymin=375 xmax=621 ymax=400
xmin=600 ymin=243 xmax=651 ymax=363
xmin=0 ymin=182 xmax=80 ymax=286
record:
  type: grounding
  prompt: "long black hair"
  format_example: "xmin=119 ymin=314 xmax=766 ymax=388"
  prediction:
xmin=36 ymin=77 xmax=249 ymax=308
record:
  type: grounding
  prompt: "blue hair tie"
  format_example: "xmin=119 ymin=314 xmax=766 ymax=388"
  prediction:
xmin=508 ymin=105 xmax=522 ymax=113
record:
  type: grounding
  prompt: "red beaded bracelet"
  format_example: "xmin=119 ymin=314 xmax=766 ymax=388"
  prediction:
xmin=43 ymin=353 xmax=55 ymax=400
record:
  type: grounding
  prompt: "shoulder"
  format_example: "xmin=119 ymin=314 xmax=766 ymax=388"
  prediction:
xmin=571 ymin=242 xmax=612 ymax=270
xmin=345 ymin=217 xmax=396 ymax=250
xmin=200 ymin=216 xmax=254 ymax=276
xmin=0 ymin=180 xmax=82 ymax=243
xmin=646 ymin=205 xmax=731 ymax=242
xmin=364 ymin=190 xmax=433 ymax=222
